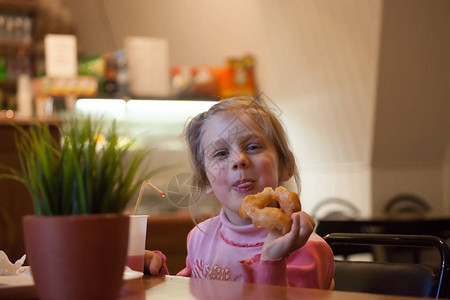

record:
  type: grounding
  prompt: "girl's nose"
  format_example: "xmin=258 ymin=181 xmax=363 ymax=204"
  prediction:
xmin=231 ymin=152 xmax=249 ymax=170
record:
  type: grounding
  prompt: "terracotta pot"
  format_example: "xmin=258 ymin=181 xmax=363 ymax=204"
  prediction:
xmin=23 ymin=214 xmax=129 ymax=300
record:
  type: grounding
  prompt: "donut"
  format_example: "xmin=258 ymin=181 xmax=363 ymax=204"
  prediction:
xmin=239 ymin=186 xmax=301 ymax=235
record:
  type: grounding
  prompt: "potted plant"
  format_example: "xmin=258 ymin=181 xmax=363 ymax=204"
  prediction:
xmin=1 ymin=117 xmax=158 ymax=300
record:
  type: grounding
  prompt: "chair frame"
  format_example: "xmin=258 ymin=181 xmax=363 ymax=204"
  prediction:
xmin=324 ymin=233 xmax=450 ymax=299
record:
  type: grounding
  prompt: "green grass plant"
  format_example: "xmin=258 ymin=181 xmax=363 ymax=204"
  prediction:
xmin=0 ymin=117 xmax=160 ymax=215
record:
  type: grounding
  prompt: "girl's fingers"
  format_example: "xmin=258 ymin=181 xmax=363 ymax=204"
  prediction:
xmin=289 ymin=212 xmax=301 ymax=237
xmin=144 ymin=250 xmax=162 ymax=275
xmin=298 ymin=212 xmax=315 ymax=238
xmin=262 ymin=212 xmax=316 ymax=260
xmin=144 ymin=250 xmax=152 ymax=274
xmin=149 ymin=254 xmax=162 ymax=275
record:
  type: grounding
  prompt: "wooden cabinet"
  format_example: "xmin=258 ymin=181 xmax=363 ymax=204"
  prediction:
xmin=0 ymin=118 xmax=60 ymax=261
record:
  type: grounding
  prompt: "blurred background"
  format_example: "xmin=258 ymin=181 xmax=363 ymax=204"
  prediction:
xmin=52 ymin=0 xmax=450 ymax=216
xmin=0 ymin=0 xmax=449 ymax=270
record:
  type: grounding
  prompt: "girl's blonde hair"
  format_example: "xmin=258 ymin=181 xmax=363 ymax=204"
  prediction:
xmin=183 ymin=96 xmax=300 ymax=208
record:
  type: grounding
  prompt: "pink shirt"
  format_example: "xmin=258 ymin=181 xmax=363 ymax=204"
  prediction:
xmin=175 ymin=209 xmax=334 ymax=289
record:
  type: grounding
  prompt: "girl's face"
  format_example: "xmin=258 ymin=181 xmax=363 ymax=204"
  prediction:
xmin=201 ymin=112 xmax=290 ymax=225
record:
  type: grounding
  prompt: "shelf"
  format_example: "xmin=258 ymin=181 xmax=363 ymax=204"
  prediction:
xmin=0 ymin=0 xmax=38 ymax=13
xmin=0 ymin=40 xmax=32 ymax=49
xmin=0 ymin=0 xmax=38 ymax=101
xmin=0 ymin=115 xmax=62 ymax=125
xmin=0 ymin=80 xmax=16 ymax=91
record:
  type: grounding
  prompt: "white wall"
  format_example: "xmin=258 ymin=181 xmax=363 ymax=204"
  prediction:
xmin=444 ymin=142 xmax=450 ymax=213
xmin=371 ymin=0 xmax=450 ymax=214
xmin=55 ymin=0 xmax=450 ymax=217
xmin=372 ymin=164 xmax=443 ymax=214
xmin=57 ymin=0 xmax=382 ymax=216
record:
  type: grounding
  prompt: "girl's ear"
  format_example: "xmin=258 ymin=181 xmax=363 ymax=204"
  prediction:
xmin=280 ymin=150 xmax=295 ymax=181
xmin=205 ymin=181 xmax=214 ymax=195
xmin=281 ymin=167 xmax=294 ymax=182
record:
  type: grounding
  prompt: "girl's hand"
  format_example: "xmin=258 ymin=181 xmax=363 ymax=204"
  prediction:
xmin=260 ymin=211 xmax=315 ymax=261
xmin=144 ymin=250 xmax=162 ymax=275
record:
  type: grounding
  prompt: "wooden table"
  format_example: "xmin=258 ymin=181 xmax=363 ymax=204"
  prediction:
xmin=1 ymin=275 xmax=433 ymax=299
xmin=118 ymin=275 xmax=429 ymax=300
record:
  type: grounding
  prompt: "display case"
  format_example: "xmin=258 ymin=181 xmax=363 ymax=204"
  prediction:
xmin=75 ymin=98 xmax=221 ymax=273
xmin=74 ymin=98 xmax=221 ymax=216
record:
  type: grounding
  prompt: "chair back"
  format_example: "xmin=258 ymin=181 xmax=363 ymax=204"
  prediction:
xmin=384 ymin=193 xmax=431 ymax=218
xmin=324 ymin=233 xmax=450 ymax=299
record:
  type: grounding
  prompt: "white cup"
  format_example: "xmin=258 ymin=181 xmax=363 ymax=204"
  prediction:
xmin=126 ymin=215 xmax=148 ymax=272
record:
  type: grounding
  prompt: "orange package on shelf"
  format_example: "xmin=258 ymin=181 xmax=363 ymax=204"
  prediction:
xmin=212 ymin=55 xmax=257 ymax=99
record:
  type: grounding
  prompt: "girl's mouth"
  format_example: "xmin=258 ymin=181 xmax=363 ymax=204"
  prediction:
xmin=232 ymin=180 xmax=255 ymax=193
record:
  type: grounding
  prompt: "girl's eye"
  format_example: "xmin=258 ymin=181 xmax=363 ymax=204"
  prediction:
xmin=247 ymin=144 xmax=260 ymax=151
xmin=213 ymin=150 xmax=229 ymax=158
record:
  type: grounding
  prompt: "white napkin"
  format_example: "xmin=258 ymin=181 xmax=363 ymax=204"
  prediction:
xmin=0 ymin=250 xmax=140 ymax=288
xmin=123 ymin=266 xmax=144 ymax=280
xmin=0 ymin=251 xmax=28 ymax=276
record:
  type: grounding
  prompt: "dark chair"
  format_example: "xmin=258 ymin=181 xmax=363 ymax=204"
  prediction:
xmin=311 ymin=198 xmax=361 ymax=221
xmin=384 ymin=193 xmax=431 ymax=218
xmin=312 ymin=199 xmax=372 ymax=260
xmin=383 ymin=194 xmax=432 ymax=264
xmin=324 ymin=233 xmax=450 ymax=299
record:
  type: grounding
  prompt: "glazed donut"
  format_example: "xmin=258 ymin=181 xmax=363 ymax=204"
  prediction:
xmin=239 ymin=186 xmax=301 ymax=235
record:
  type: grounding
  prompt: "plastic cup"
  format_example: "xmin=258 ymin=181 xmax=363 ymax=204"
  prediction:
xmin=126 ymin=215 xmax=148 ymax=272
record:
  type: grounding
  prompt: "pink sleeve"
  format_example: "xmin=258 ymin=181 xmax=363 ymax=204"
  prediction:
xmin=153 ymin=250 xmax=170 ymax=275
xmin=176 ymin=230 xmax=193 ymax=277
xmin=241 ymin=255 xmax=287 ymax=285
xmin=240 ymin=240 xmax=334 ymax=289
xmin=176 ymin=256 xmax=192 ymax=277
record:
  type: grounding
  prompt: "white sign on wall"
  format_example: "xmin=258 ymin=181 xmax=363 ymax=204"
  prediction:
xmin=124 ymin=36 xmax=170 ymax=98
xmin=44 ymin=34 xmax=78 ymax=77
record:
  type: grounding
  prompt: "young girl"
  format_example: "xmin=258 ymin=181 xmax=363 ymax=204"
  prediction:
xmin=145 ymin=96 xmax=334 ymax=289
